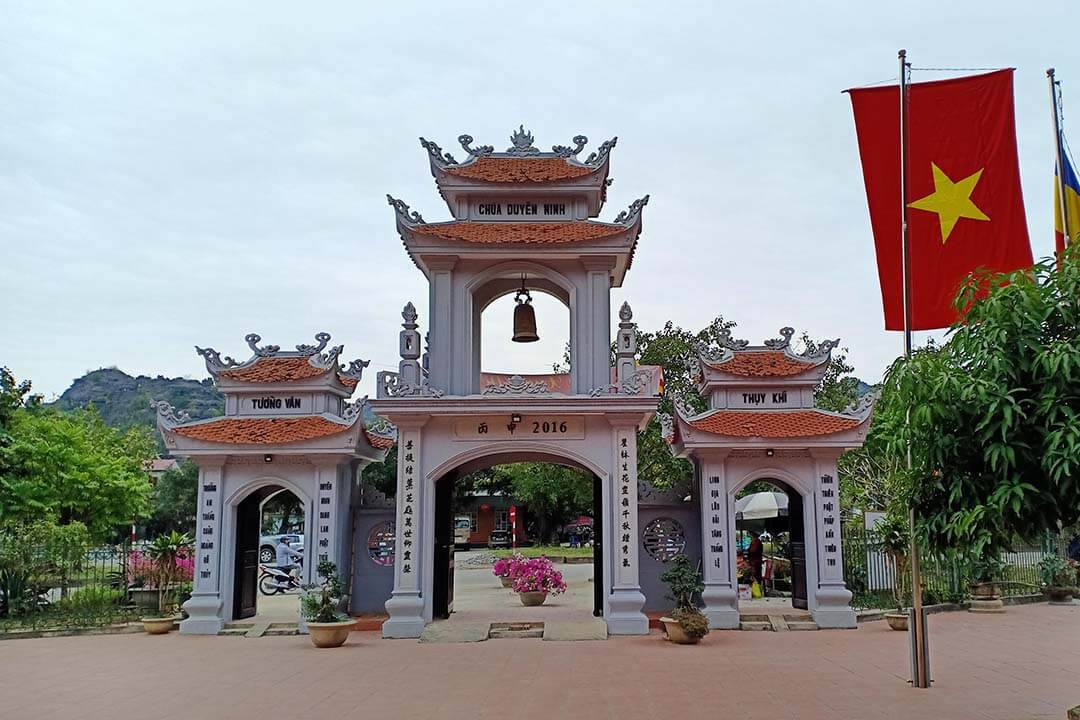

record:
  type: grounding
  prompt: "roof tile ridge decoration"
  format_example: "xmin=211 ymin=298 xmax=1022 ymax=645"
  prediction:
xmin=151 ymin=400 xmax=191 ymax=430
xmin=419 ymin=127 xmax=617 ymax=171
xmin=482 ymin=374 xmax=553 ymax=396
xmin=169 ymin=416 xmax=356 ymax=446
xmin=696 ymin=327 xmax=841 ymax=377
xmin=194 ymin=332 xmax=369 ymax=387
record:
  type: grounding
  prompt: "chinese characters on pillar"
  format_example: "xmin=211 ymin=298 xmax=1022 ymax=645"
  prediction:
xmin=398 ymin=438 xmax=417 ymax=584
xmin=615 ymin=430 xmax=638 ymax=586
xmin=819 ymin=473 xmax=840 ymax=577
xmin=705 ymin=475 xmax=725 ymax=574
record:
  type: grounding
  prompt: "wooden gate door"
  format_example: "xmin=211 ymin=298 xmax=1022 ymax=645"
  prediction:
xmin=233 ymin=496 xmax=260 ymax=619
xmin=433 ymin=478 xmax=454 ymax=619
xmin=592 ymin=476 xmax=603 ymax=617
xmin=788 ymin=489 xmax=808 ymax=610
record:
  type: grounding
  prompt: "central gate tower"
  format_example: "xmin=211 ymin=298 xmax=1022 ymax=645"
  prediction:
xmin=372 ymin=128 xmax=659 ymax=638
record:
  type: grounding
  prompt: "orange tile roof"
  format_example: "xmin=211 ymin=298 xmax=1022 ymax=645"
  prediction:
xmin=688 ymin=410 xmax=860 ymax=438
xmin=443 ymin=157 xmax=597 ymax=183
xmin=337 ymin=374 xmax=359 ymax=390
xmin=706 ymin=351 xmax=815 ymax=378
xmin=364 ymin=431 xmax=396 ymax=450
xmin=413 ymin=221 xmax=624 ymax=244
xmin=219 ymin=357 xmax=327 ymax=383
xmin=173 ymin=417 xmax=352 ymax=444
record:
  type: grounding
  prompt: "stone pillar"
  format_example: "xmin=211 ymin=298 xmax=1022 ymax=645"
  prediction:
xmin=581 ymin=262 xmax=612 ymax=394
xmin=181 ymin=459 xmax=226 ymax=635
xmin=426 ymin=259 xmax=455 ymax=393
xmin=382 ymin=422 xmax=427 ymax=638
xmin=615 ymin=302 xmax=636 ymax=388
xmin=700 ymin=452 xmax=739 ymax=628
xmin=810 ymin=452 xmax=856 ymax=628
xmin=607 ymin=424 xmax=648 ymax=635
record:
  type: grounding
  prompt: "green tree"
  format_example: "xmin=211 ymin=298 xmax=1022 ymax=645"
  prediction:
xmin=879 ymin=249 xmax=1080 ymax=556
xmin=490 ymin=463 xmax=593 ymax=543
xmin=146 ymin=459 xmax=199 ymax=536
xmin=0 ymin=404 xmax=155 ymax=541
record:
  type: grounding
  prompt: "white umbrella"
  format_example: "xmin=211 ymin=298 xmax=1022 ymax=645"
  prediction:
xmin=735 ymin=491 xmax=788 ymax=520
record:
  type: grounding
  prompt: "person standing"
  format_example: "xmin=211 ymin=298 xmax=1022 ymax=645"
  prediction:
xmin=747 ymin=530 xmax=764 ymax=585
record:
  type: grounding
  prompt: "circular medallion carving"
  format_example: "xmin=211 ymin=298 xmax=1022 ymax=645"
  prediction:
xmin=367 ymin=521 xmax=396 ymax=566
xmin=642 ymin=517 xmax=686 ymax=562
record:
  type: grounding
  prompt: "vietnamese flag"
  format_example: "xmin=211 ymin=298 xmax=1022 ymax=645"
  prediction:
xmin=848 ymin=70 xmax=1033 ymax=331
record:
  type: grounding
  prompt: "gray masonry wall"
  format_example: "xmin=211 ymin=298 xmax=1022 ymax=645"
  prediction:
xmin=351 ymin=508 xmax=396 ymax=613
xmin=637 ymin=501 xmax=701 ymax=612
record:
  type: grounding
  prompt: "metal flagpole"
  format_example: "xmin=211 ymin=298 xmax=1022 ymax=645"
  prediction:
xmin=1049 ymin=68 xmax=1072 ymax=251
xmin=898 ymin=48 xmax=930 ymax=689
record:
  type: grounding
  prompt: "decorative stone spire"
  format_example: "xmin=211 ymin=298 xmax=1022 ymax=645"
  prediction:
xmin=398 ymin=302 xmax=422 ymax=388
xmin=616 ymin=301 xmax=637 ymax=388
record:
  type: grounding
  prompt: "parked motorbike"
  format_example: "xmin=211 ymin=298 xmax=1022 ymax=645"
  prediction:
xmin=258 ymin=563 xmax=302 ymax=595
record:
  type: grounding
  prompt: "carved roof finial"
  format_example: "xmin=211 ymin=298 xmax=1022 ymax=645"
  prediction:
xmin=506 ymin=125 xmax=539 ymax=155
xmin=552 ymin=135 xmax=588 ymax=157
xmin=295 ymin=332 xmax=332 ymax=357
xmin=619 ymin=301 xmax=633 ymax=323
xmin=584 ymin=136 xmax=617 ymax=166
xmin=458 ymin=134 xmax=494 ymax=157
xmin=386 ymin=194 xmax=425 ymax=225
xmin=419 ymin=137 xmax=457 ymax=166
xmin=402 ymin=302 xmax=418 ymax=327
xmin=614 ymin=195 xmax=649 ymax=225
xmin=764 ymin=327 xmax=795 ymax=351
xmin=802 ymin=338 xmax=840 ymax=360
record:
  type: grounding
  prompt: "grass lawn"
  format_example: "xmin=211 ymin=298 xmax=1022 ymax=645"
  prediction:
xmin=493 ymin=545 xmax=594 ymax=559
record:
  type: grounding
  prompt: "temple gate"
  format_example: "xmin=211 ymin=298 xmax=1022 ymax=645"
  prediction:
xmin=371 ymin=128 xmax=660 ymax=638
xmin=660 ymin=330 xmax=875 ymax=629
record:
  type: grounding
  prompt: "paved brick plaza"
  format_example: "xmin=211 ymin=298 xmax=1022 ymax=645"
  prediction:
xmin=1 ymin=603 xmax=1076 ymax=720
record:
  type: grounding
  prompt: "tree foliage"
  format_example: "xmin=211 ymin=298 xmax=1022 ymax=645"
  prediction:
xmin=879 ymin=250 xmax=1080 ymax=556
xmin=145 ymin=459 xmax=199 ymax=537
xmin=0 ymin=378 xmax=155 ymax=541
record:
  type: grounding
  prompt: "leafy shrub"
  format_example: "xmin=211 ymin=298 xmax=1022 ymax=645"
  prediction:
xmin=659 ymin=555 xmax=704 ymax=611
xmin=54 ymin=586 xmax=125 ymax=614
xmin=672 ymin=607 xmax=710 ymax=639
xmin=300 ymin=561 xmax=348 ymax=623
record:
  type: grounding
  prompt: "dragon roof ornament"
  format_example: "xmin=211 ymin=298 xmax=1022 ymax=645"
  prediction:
xmin=386 ymin=194 xmax=425 ymax=225
xmin=194 ymin=331 xmax=369 ymax=383
xmin=151 ymin=399 xmax=190 ymax=428
xmin=801 ymin=338 xmax=841 ymax=361
xmin=420 ymin=130 xmax=616 ymax=167
xmin=763 ymin=327 xmax=795 ymax=351
xmin=613 ymin=194 xmax=649 ymax=225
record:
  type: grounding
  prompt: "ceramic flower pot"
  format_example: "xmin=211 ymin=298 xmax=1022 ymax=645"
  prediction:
xmin=306 ymin=619 xmax=356 ymax=648
xmin=659 ymin=617 xmax=699 ymax=644
xmin=519 ymin=591 xmax=548 ymax=607
xmin=500 ymin=576 xmax=514 ymax=588
xmin=885 ymin=612 xmax=908 ymax=631
xmin=141 ymin=617 xmax=175 ymax=635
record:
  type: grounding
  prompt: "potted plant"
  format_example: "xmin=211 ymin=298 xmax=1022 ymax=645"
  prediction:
xmin=658 ymin=555 xmax=710 ymax=644
xmin=969 ymin=555 xmax=1007 ymax=613
xmin=510 ymin=557 xmax=566 ymax=606
xmin=300 ymin=561 xmax=355 ymax=648
xmin=141 ymin=531 xmax=193 ymax=634
xmin=1037 ymin=555 xmax=1078 ymax=604
xmin=874 ymin=514 xmax=911 ymax=631
xmin=492 ymin=554 xmax=524 ymax=588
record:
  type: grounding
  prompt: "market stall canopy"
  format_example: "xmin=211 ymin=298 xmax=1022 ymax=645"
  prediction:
xmin=735 ymin=491 xmax=789 ymax=520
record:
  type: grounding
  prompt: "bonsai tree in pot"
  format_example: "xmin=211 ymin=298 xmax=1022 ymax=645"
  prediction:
xmin=874 ymin=513 xmax=911 ymax=631
xmin=300 ymin=561 xmax=355 ymax=648
xmin=658 ymin=555 xmax=709 ymax=644
xmin=968 ymin=554 xmax=1007 ymax=613
xmin=1037 ymin=555 xmax=1078 ymax=604
xmin=141 ymin=531 xmax=193 ymax=635
xmin=510 ymin=557 xmax=566 ymax=606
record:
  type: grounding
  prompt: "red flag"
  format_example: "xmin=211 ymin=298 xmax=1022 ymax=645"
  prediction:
xmin=848 ymin=70 xmax=1033 ymax=331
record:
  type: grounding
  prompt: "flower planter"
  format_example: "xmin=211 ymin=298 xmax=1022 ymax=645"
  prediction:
xmin=1045 ymin=586 xmax=1075 ymax=604
xmin=659 ymin=617 xmax=699 ymax=645
xmin=306 ymin=619 xmax=356 ymax=648
xmin=519 ymin=591 xmax=548 ymax=607
xmin=968 ymin=583 xmax=1005 ymax=613
xmin=141 ymin=617 xmax=175 ymax=635
xmin=500 ymin=576 xmax=514 ymax=589
xmin=885 ymin=612 xmax=908 ymax=631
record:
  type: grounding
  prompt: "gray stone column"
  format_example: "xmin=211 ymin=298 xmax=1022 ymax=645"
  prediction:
xmin=700 ymin=452 xmax=739 ymax=628
xmin=382 ymin=422 xmax=427 ymax=638
xmin=810 ymin=451 xmax=856 ymax=628
xmin=181 ymin=458 xmax=226 ymax=635
xmin=607 ymin=424 xmax=648 ymax=635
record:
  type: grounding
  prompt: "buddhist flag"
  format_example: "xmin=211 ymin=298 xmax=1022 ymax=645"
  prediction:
xmin=1054 ymin=143 xmax=1080 ymax=254
xmin=847 ymin=70 xmax=1033 ymax=331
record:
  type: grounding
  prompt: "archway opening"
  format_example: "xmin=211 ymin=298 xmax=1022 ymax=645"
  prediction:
xmin=478 ymin=284 xmax=571 ymax=386
xmin=431 ymin=453 xmax=603 ymax=627
xmin=734 ymin=478 xmax=807 ymax=614
xmin=233 ymin=485 xmax=306 ymax=621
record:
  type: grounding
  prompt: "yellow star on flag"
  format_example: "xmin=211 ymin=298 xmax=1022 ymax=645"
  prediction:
xmin=907 ymin=163 xmax=991 ymax=243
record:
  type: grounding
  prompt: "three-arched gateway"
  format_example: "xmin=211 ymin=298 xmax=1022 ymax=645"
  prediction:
xmin=155 ymin=127 xmax=872 ymax=637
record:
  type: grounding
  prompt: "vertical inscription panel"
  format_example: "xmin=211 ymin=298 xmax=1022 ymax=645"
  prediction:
xmin=395 ymin=430 xmax=420 ymax=593
xmin=614 ymin=428 xmax=639 ymax=587
xmin=195 ymin=468 xmax=223 ymax=593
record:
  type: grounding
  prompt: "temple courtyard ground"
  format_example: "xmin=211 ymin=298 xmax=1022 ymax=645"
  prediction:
xmin=1 ymin=603 xmax=1076 ymax=720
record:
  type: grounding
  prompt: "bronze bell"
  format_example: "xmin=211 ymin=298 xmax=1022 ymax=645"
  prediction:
xmin=512 ymin=285 xmax=539 ymax=343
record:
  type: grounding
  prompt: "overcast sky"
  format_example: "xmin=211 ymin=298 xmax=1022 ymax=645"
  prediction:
xmin=2 ymin=1 xmax=1075 ymax=400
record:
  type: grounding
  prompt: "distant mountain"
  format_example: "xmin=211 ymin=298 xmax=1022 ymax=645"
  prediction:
xmin=52 ymin=368 xmax=222 ymax=438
